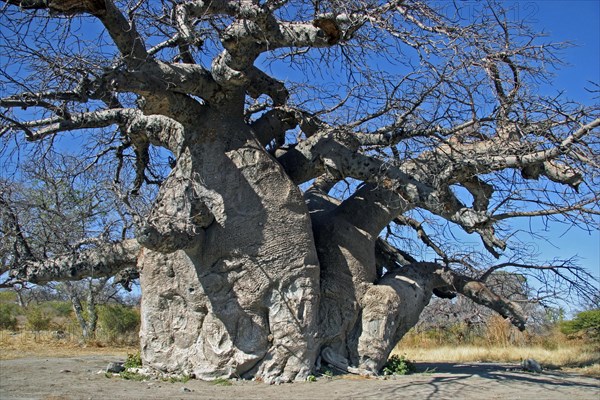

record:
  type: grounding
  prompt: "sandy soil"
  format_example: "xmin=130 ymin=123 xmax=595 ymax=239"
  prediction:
xmin=1 ymin=355 xmax=599 ymax=400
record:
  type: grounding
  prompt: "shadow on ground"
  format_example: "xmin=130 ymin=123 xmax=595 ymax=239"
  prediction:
xmin=1 ymin=357 xmax=599 ymax=400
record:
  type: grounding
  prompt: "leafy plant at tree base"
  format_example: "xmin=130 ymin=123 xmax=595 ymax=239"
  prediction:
xmin=124 ymin=351 xmax=143 ymax=368
xmin=166 ymin=375 xmax=191 ymax=383
xmin=119 ymin=370 xmax=146 ymax=381
xmin=382 ymin=355 xmax=416 ymax=376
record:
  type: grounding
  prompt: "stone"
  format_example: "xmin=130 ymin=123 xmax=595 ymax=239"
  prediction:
xmin=106 ymin=362 xmax=125 ymax=373
xmin=521 ymin=358 xmax=542 ymax=373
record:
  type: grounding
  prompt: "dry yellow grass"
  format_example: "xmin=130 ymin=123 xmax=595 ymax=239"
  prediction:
xmin=0 ymin=330 xmax=137 ymax=360
xmin=393 ymin=344 xmax=600 ymax=377
xmin=392 ymin=315 xmax=600 ymax=377
xmin=394 ymin=344 xmax=598 ymax=366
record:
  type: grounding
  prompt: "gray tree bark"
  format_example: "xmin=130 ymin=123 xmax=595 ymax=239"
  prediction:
xmin=135 ymin=110 xmax=321 ymax=382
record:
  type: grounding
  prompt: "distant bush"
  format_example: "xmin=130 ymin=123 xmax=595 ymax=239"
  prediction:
xmin=561 ymin=309 xmax=600 ymax=342
xmin=25 ymin=306 xmax=52 ymax=331
xmin=0 ymin=303 xmax=18 ymax=331
xmin=97 ymin=304 xmax=140 ymax=343
xmin=44 ymin=301 xmax=73 ymax=317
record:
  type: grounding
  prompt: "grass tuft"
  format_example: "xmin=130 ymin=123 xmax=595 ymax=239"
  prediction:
xmin=212 ymin=377 xmax=232 ymax=386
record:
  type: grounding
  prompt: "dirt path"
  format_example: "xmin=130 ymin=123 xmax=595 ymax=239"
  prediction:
xmin=1 ymin=355 xmax=598 ymax=399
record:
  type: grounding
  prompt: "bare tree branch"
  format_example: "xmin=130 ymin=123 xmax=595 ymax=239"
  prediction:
xmin=2 ymin=239 xmax=141 ymax=287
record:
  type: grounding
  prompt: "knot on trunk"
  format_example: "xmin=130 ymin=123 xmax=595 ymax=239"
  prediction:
xmin=137 ymin=174 xmax=214 ymax=253
xmin=313 ymin=18 xmax=341 ymax=44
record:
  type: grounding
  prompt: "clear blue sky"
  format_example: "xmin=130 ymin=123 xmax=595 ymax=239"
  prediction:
xmin=533 ymin=0 xmax=600 ymax=101
xmin=525 ymin=0 xmax=600 ymax=289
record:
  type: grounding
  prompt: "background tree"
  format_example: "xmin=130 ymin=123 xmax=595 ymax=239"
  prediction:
xmin=0 ymin=153 xmax=136 ymax=339
xmin=561 ymin=309 xmax=600 ymax=342
xmin=1 ymin=0 xmax=598 ymax=382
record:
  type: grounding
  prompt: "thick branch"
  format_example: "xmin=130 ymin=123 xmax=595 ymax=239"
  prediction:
xmin=278 ymin=129 xmax=505 ymax=254
xmin=21 ymin=108 xmax=137 ymax=141
xmin=245 ymin=67 xmax=289 ymax=106
xmin=96 ymin=0 xmax=148 ymax=68
xmin=10 ymin=107 xmax=185 ymax=152
xmin=433 ymin=265 xmax=526 ymax=330
xmin=105 ymin=61 xmax=221 ymax=102
xmin=249 ymin=108 xmax=296 ymax=147
xmin=4 ymin=0 xmax=106 ymax=14
xmin=374 ymin=238 xmax=417 ymax=271
xmin=489 ymin=118 xmax=600 ymax=171
xmin=5 ymin=239 xmax=141 ymax=286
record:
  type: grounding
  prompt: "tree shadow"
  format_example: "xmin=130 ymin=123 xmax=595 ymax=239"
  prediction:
xmin=371 ymin=362 xmax=600 ymax=400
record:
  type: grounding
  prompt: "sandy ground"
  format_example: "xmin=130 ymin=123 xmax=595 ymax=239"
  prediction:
xmin=1 ymin=355 xmax=599 ymax=400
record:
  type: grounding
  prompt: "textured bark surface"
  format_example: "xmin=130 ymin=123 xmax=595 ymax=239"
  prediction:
xmin=137 ymin=112 xmax=321 ymax=383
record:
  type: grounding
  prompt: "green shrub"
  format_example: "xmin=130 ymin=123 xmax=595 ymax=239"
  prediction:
xmin=382 ymin=354 xmax=416 ymax=375
xmin=97 ymin=304 xmax=140 ymax=341
xmin=0 ymin=303 xmax=18 ymax=331
xmin=25 ymin=306 xmax=51 ymax=331
xmin=561 ymin=309 xmax=600 ymax=341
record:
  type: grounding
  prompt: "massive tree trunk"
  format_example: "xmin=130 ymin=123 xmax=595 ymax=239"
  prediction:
xmin=136 ymin=110 xmax=321 ymax=382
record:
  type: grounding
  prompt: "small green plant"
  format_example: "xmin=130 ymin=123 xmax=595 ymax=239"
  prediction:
xmin=382 ymin=354 xmax=416 ymax=376
xmin=212 ymin=377 xmax=232 ymax=386
xmin=307 ymin=374 xmax=317 ymax=382
xmin=119 ymin=370 xmax=146 ymax=381
xmin=124 ymin=351 xmax=143 ymax=368
xmin=323 ymin=369 xmax=333 ymax=378
xmin=166 ymin=374 xmax=191 ymax=383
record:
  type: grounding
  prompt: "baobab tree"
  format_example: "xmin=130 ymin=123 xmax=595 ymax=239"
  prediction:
xmin=1 ymin=0 xmax=598 ymax=383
